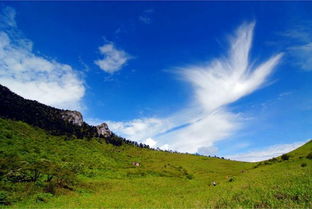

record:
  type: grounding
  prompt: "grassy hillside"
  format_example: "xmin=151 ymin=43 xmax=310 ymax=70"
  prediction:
xmin=0 ymin=118 xmax=311 ymax=208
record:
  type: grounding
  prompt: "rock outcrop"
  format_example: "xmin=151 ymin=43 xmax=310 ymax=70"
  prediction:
xmin=96 ymin=123 xmax=112 ymax=137
xmin=61 ymin=110 xmax=83 ymax=126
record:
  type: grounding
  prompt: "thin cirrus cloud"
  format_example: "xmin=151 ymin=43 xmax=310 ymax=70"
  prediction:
xmin=0 ymin=7 xmax=85 ymax=110
xmin=282 ymin=23 xmax=312 ymax=71
xmin=225 ymin=141 xmax=307 ymax=162
xmin=139 ymin=9 xmax=154 ymax=25
xmin=288 ymin=43 xmax=312 ymax=71
xmin=105 ymin=22 xmax=283 ymax=158
xmin=0 ymin=7 xmax=16 ymax=27
xmin=94 ymin=43 xmax=131 ymax=74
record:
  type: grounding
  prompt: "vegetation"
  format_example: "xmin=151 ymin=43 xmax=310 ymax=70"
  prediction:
xmin=0 ymin=118 xmax=311 ymax=208
xmin=281 ymin=154 xmax=290 ymax=161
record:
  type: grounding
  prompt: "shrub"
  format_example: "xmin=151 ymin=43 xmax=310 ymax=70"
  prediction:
xmin=5 ymin=132 xmax=12 ymax=139
xmin=186 ymin=174 xmax=193 ymax=180
xmin=281 ymin=154 xmax=290 ymax=161
xmin=254 ymin=163 xmax=262 ymax=168
xmin=307 ymin=152 xmax=312 ymax=160
xmin=301 ymin=163 xmax=307 ymax=167
xmin=54 ymin=168 xmax=77 ymax=190
xmin=0 ymin=191 xmax=10 ymax=205
xmin=44 ymin=182 xmax=57 ymax=194
xmin=34 ymin=193 xmax=53 ymax=203
xmin=269 ymin=157 xmax=278 ymax=162
xmin=228 ymin=177 xmax=235 ymax=182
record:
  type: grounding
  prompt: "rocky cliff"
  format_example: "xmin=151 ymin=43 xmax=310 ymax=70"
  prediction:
xmin=96 ymin=123 xmax=112 ymax=137
xmin=61 ymin=110 xmax=84 ymax=126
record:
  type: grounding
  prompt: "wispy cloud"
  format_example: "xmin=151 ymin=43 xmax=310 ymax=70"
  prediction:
xmin=95 ymin=43 xmax=131 ymax=74
xmin=225 ymin=141 xmax=307 ymax=162
xmin=0 ymin=7 xmax=85 ymax=110
xmin=289 ymin=43 xmax=312 ymax=71
xmin=182 ymin=23 xmax=282 ymax=112
xmin=105 ymin=22 xmax=283 ymax=155
xmin=139 ymin=16 xmax=151 ymax=25
xmin=139 ymin=9 xmax=154 ymax=25
xmin=0 ymin=7 xmax=16 ymax=27
xmin=282 ymin=22 xmax=312 ymax=71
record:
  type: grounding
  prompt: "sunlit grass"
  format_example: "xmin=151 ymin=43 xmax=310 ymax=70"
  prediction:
xmin=0 ymin=118 xmax=311 ymax=208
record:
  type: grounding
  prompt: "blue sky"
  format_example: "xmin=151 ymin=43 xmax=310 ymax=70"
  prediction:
xmin=0 ymin=2 xmax=311 ymax=161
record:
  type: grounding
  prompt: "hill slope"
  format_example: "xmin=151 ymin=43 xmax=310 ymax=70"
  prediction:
xmin=0 ymin=118 xmax=311 ymax=208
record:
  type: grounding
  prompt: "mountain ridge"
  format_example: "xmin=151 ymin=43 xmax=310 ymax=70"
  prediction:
xmin=0 ymin=84 xmax=107 ymax=138
xmin=0 ymin=84 xmax=148 ymax=148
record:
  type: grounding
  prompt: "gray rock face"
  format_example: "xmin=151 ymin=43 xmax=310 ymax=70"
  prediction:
xmin=61 ymin=110 xmax=112 ymax=137
xmin=61 ymin=110 xmax=83 ymax=126
xmin=96 ymin=123 xmax=112 ymax=137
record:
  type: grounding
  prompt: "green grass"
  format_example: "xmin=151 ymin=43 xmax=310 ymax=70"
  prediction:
xmin=0 ymin=118 xmax=311 ymax=208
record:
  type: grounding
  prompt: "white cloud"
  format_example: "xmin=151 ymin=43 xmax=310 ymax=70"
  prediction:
xmin=156 ymin=110 xmax=238 ymax=153
xmin=225 ymin=141 xmax=307 ymax=162
xmin=197 ymin=145 xmax=218 ymax=156
xmin=107 ymin=117 xmax=172 ymax=140
xmin=182 ymin=23 xmax=282 ymax=112
xmin=160 ymin=144 xmax=170 ymax=151
xmin=105 ymin=22 xmax=282 ymax=154
xmin=144 ymin=137 xmax=157 ymax=148
xmin=0 ymin=7 xmax=85 ymax=110
xmin=95 ymin=43 xmax=130 ymax=73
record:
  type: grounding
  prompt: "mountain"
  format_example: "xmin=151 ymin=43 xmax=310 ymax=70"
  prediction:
xmin=0 ymin=84 xmax=311 ymax=208
xmin=0 ymin=84 xmax=146 ymax=147
xmin=0 ymin=84 xmax=110 ymax=138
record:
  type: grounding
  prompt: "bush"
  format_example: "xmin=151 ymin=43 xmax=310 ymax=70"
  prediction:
xmin=301 ymin=163 xmax=307 ymax=167
xmin=254 ymin=163 xmax=262 ymax=168
xmin=268 ymin=157 xmax=278 ymax=162
xmin=44 ymin=182 xmax=57 ymax=194
xmin=307 ymin=152 xmax=312 ymax=160
xmin=186 ymin=174 xmax=193 ymax=180
xmin=34 ymin=193 xmax=53 ymax=203
xmin=0 ymin=191 xmax=10 ymax=205
xmin=5 ymin=132 xmax=12 ymax=139
xmin=281 ymin=154 xmax=290 ymax=161
xmin=228 ymin=177 xmax=235 ymax=182
xmin=53 ymin=168 xmax=77 ymax=190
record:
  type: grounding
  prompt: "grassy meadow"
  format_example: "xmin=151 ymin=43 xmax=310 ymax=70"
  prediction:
xmin=0 ymin=118 xmax=311 ymax=208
